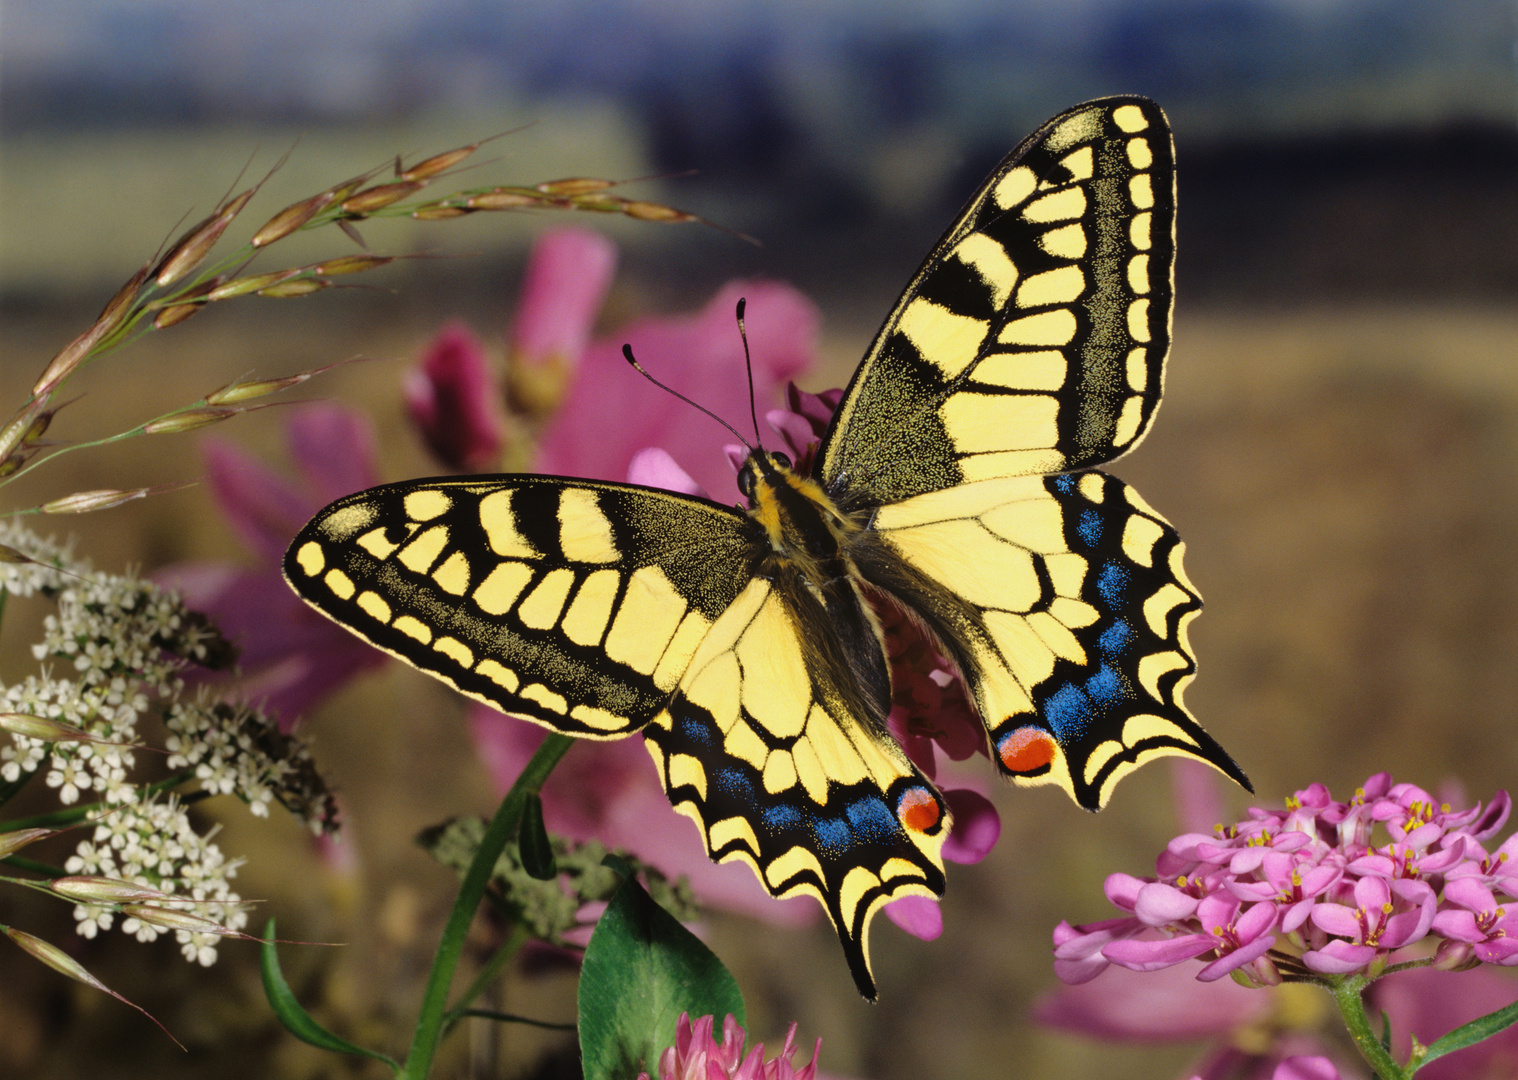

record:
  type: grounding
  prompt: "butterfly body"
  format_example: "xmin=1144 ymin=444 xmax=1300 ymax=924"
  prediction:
xmin=285 ymin=96 xmax=1249 ymax=999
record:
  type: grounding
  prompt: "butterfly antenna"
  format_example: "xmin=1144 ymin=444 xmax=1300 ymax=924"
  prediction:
xmin=735 ymin=298 xmax=764 ymax=447
xmin=620 ymin=344 xmax=753 ymax=452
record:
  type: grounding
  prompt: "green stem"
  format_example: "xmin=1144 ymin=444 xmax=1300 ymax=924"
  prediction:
xmin=441 ymin=923 xmax=530 ymax=1036
xmin=399 ymin=733 xmax=574 ymax=1080
xmin=450 ymin=1008 xmax=575 ymax=1032
xmin=1332 ymin=974 xmax=1406 ymax=1080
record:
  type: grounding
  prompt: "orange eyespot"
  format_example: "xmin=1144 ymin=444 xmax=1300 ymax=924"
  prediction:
xmin=998 ymin=727 xmax=1057 ymax=775
xmin=896 ymin=787 xmax=941 ymax=833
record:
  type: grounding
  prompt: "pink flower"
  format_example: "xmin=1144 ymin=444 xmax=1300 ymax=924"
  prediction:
xmin=637 ymin=1013 xmax=821 ymax=1080
xmin=533 ymin=280 xmax=817 ymax=499
xmin=403 ymin=321 xmax=507 ymax=471
xmin=510 ymin=227 xmax=618 ymax=377
xmin=1056 ymin=773 xmax=1518 ymax=987
xmin=157 ymin=404 xmax=387 ymax=729
xmin=1430 ymin=878 xmax=1518 ymax=964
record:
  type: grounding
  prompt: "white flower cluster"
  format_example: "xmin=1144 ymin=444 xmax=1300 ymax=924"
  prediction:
xmin=165 ymin=694 xmax=337 ymax=833
xmin=0 ymin=520 xmax=335 ymax=964
xmin=63 ymin=795 xmax=248 ymax=966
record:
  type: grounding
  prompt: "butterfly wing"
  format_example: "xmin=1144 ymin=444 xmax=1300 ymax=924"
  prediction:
xmin=820 ymin=96 xmax=1175 ymax=505
xmin=286 ymin=474 xmax=950 ymax=998
xmin=643 ymin=572 xmax=948 ymax=1001
xmin=858 ymin=471 xmax=1248 ymax=808
xmin=284 ymin=475 xmax=756 ymax=737
xmin=818 ymin=96 xmax=1247 ymax=804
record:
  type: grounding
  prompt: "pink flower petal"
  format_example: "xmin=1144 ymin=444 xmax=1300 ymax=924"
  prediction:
xmin=626 ymin=447 xmax=707 ymax=496
xmin=883 ymin=895 xmax=942 ymax=940
xmin=1133 ymin=882 xmax=1202 ymax=926
xmin=511 ymin=227 xmax=618 ymax=370
xmin=404 ymin=321 xmax=506 ymax=471
xmin=1104 ymin=933 xmax=1217 ymax=971
xmin=535 ymin=281 xmax=818 ymax=501
xmin=941 ymin=788 xmax=1000 ymax=864
xmin=1302 ymin=940 xmax=1377 ymax=974
xmin=1196 ymin=930 xmax=1276 ymax=982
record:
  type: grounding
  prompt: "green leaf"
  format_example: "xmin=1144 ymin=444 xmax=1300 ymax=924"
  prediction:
xmin=577 ymin=869 xmax=745 ymax=1080
xmin=259 ymin=919 xmax=398 ymax=1072
xmin=1417 ymin=996 xmax=1518 ymax=1072
xmin=519 ymin=792 xmax=557 ymax=880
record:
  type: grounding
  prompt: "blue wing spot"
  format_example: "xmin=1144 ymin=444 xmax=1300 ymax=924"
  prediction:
xmin=763 ymin=804 xmax=804 ymax=831
xmin=713 ymin=767 xmax=756 ymax=806
xmin=1084 ymin=662 xmax=1127 ymax=708
xmin=813 ymin=816 xmax=853 ymax=854
xmin=1052 ymin=474 xmax=1077 ymax=496
xmin=1043 ymin=682 xmax=1094 ymax=739
xmin=676 ymin=710 xmax=718 ymax=748
xmin=1077 ymin=508 xmax=1103 ymax=549
xmin=1096 ymin=561 xmax=1130 ymax=607
xmin=845 ymin=796 xmax=898 ymax=842
xmin=1098 ymin=618 xmax=1135 ymax=657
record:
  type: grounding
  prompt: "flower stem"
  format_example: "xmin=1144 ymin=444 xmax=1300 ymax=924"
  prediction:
xmin=1331 ymin=974 xmax=1406 ymax=1080
xmin=441 ymin=922 xmax=529 ymax=1036
xmin=399 ymin=733 xmax=574 ymax=1080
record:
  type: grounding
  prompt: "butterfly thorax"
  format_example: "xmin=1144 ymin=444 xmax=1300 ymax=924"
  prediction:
xmin=738 ymin=450 xmax=863 ymax=587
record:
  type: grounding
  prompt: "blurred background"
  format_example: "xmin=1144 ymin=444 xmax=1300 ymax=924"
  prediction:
xmin=2 ymin=1 xmax=1516 ymax=1077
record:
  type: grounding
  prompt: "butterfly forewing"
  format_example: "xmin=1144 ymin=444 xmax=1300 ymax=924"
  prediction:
xmin=820 ymin=97 xmax=1176 ymax=507
xmin=284 ymin=476 xmax=755 ymax=736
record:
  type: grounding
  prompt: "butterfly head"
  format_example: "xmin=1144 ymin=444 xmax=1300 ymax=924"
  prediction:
xmin=735 ymin=448 xmax=794 ymax=503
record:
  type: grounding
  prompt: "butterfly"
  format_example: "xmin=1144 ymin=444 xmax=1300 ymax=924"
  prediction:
xmin=284 ymin=96 xmax=1250 ymax=999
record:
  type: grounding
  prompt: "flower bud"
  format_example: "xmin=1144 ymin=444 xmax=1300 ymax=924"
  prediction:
xmin=153 ymin=301 xmax=206 ymax=329
xmin=153 ymin=188 xmax=253 ymax=286
xmin=7 ymin=927 xmax=109 ymax=988
xmin=399 ymin=144 xmax=480 ymax=181
xmin=6 ymin=927 xmax=184 ymax=1046
xmin=41 ymin=487 xmax=153 ymax=514
xmin=536 ymin=177 xmax=615 ymax=196
xmin=0 ymin=828 xmax=55 ymax=858
xmin=121 ymin=904 xmax=243 ymax=937
xmin=1433 ymin=938 xmax=1479 ymax=971
xmin=313 ymin=255 xmax=393 ymax=276
xmin=53 ymin=876 xmax=174 ymax=905
xmin=251 ymin=192 xmax=334 ymax=247
xmin=340 ymin=181 xmax=426 ymax=214
xmin=622 ymin=200 xmax=697 ymax=223
xmin=467 ymin=190 xmax=539 ymax=210
xmin=258 ymin=278 xmax=329 ymax=298
xmin=205 ymin=363 xmax=335 ymax=405
xmin=205 ymin=269 xmax=300 ymax=301
xmin=411 ymin=204 xmax=470 ymax=220
xmin=143 ymin=407 xmax=239 ymax=435
xmin=0 ymin=712 xmax=97 ymax=741
xmin=32 ymin=263 xmax=152 ymax=395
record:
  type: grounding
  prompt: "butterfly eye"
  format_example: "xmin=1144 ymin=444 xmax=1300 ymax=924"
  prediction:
xmin=737 ymin=464 xmax=757 ymax=500
xmin=771 ymin=451 xmax=792 ymax=470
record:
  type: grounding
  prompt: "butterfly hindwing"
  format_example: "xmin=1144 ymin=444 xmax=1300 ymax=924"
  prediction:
xmin=642 ymin=576 xmax=949 ymax=999
xmin=862 ymin=470 xmax=1247 ymax=809
xmin=821 ymin=96 xmax=1176 ymax=506
xmin=284 ymin=476 xmax=756 ymax=737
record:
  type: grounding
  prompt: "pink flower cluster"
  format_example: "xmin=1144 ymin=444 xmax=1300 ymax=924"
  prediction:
xmin=1055 ymin=774 xmax=1518 ymax=987
xmin=637 ymin=1013 xmax=819 ymax=1080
